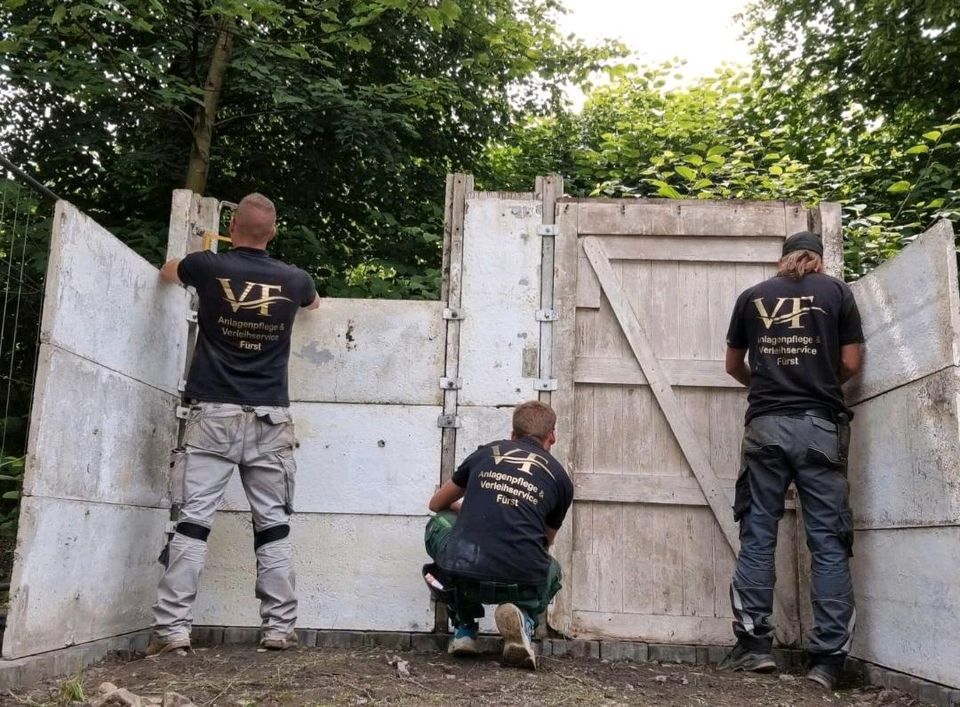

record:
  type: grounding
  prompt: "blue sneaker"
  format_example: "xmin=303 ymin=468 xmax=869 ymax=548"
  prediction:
xmin=495 ymin=604 xmax=536 ymax=670
xmin=448 ymin=624 xmax=479 ymax=656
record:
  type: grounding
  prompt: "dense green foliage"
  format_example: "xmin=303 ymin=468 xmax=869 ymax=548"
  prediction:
xmin=1 ymin=0 xmax=956 ymax=289
xmin=0 ymin=0 xmax=617 ymax=297
xmin=478 ymin=63 xmax=960 ymax=279
xmin=479 ymin=0 xmax=960 ymax=279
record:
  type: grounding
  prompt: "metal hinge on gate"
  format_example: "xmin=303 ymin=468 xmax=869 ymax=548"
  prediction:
xmin=177 ymin=378 xmax=187 ymax=393
xmin=535 ymin=309 xmax=560 ymax=322
xmin=442 ymin=308 xmax=464 ymax=321
xmin=185 ymin=310 xmax=198 ymax=324
xmin=175 ymin=405 xmax=190 ymax=420
xmin=537 ymin=225 xmax=557 ymax=237
xmin=534 ymin=379 xmax=558 ymax=391
xmin=439 ymin=377 xmax=462 ymax=390
xmin=437 ymin=414 xmax=462 ymax=428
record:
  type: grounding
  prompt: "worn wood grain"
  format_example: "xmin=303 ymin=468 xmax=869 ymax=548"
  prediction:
xmin=546 ymin=200 xmax=580 ymax=635
xmin=600 ymin=235 xmax=783 ymax=263
xmin=583 ymin=237 xmax=740 ymax=551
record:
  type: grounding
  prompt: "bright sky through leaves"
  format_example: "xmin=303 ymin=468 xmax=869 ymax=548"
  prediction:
xmin=558 ymin=0 xmax=752 ymax=90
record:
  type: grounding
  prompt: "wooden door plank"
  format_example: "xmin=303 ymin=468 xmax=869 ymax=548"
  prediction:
xmin=547 ymin=200 xmax=580 ymax=635
xmin=583 ymin=236 xmax=742 ymax=552
xmin=683 ymin=507 xmax=718 ymax=617
xmin=622 ymin=505 xmax=684 ymax=614
xmin=574 ymin=472 xmax=799 ymax=509
xmin=600 ymin=235 xmax=783 ymax=263
xmin=573 ymin=610 xmax=735 ymax=645
xmin=594 ymin=503 xmax=624 ymax=612
xmin=678 ymin=262 xmax=712 ymax=360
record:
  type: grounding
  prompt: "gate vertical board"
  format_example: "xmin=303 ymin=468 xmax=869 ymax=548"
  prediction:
xmin=549 ymin=199 xmax=836 ymax=646
xmin=547 ymin=199 xmax=580 ymax=635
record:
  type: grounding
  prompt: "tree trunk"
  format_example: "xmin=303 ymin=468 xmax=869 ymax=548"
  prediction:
xmin=184 ymin=21 xmax=233 ymax=194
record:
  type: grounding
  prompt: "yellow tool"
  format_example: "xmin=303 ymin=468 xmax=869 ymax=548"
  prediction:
xmin=201 ymin=230 xmax=231 ymax=252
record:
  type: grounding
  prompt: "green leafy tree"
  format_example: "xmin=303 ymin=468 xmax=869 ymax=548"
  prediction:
xmin=0 ymin=0 xmax=618 ymax=297
xmin=478 ymin=64 xmax=960 ymax=279
xmin=741 ymin=0 xmax=960 ymax=133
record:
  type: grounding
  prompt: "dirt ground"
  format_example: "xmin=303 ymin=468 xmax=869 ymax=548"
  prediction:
xmin=2 ymin=645 xmax=931 ymax=707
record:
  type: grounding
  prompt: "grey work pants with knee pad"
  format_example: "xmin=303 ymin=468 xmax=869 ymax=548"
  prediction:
xmin=153 ymin=402 xmax=298 ymax=642
xmin=730 ymin=412 xmax=855 ymax=663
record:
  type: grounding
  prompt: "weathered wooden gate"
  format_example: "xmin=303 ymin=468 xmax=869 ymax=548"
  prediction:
xmin=547 ymin=198 xmax=842 ymax=645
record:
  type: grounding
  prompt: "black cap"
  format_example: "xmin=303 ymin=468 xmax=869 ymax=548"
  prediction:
xmin=782 ymin=231 xmax=824 ymax=257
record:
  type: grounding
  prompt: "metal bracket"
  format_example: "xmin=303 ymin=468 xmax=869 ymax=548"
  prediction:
xmin=442 ymin=308 xmax=464 ymax=321
xmin=437 ymin=414 xmax=462 ymax=429
xmin=185 ymin=310 xmax=198 ymax=324
xmin=175 ymin=405 xmax=191 ymax=420
xmin=535 ymin=309 xmax=560 ymax=322
xmin=439 ymin=377 xmax=462 ymax=390
xmin=537 ymin=224 xmax=557 ymax=237
xmin=177 ymin=378 xmax=187 ymax=393
xmin=533 ymin=379 xmax=558 ymax=392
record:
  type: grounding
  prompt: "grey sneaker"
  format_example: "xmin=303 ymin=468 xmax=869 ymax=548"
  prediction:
xmin=495 ymin=603 xmax=536 ymax=670
xmin=806 ymin=662 xmax=842 ymax=690
xmin=260 ymin=631 xmax=298 ymax=651
xmin=145 ymin=636 xmax=191 ymax=657
xmin=717 ymin=642 xmax=777 ymax=672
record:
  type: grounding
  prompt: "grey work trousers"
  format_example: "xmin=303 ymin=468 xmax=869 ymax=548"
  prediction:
xmin=153 ymin=402 xmax=298 ymax=642
xmin=731 ymin=412 xmax=855 ymax=663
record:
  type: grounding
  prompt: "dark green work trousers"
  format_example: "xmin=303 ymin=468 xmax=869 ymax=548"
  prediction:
xmin=424 ymin=511 xmax=562 ymax=629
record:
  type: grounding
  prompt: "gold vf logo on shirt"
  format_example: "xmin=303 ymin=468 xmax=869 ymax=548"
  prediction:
xmin=490 ymin=446 xmax=555 ymax=478
xmin=218 ymin=278 xmax=292 ymax=316
xmin=753 ymin=296 xmax=826 ymax=330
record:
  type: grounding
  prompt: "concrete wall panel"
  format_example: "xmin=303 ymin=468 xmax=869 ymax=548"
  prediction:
xmin=24 ymin=345 xmax=178 ymax=507
xmin=846 ymin=220 xmax=960 ymax=405
xmin=221 ymin=403 xmax=441 ymax=515
xmin=194 ymin=512 xmax=434 ymax=631
xmin=289 ymin=299 xmax=444 ymax=405
xmin=851 ymin=526 xmax=960 ymax=688
xmin=849 ymin=367 xmax=960 ymax=527
xmin=454 ymin=406 xmax=514 ymax=465
xmin=458 ymin=198 xmax=542 ymax=406
xmin=41 ymin=202 xmax=189 ymax=394
xmin=2 ymin=497 xmax=167 ymax=658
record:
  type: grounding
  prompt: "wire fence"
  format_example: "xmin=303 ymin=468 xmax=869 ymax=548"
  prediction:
xmin=0 ymin=155 xmax=57 ymax=560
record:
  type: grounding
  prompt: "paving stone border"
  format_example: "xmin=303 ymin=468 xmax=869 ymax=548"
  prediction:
xmin=0 ymin=627 xmax=957 ymax=707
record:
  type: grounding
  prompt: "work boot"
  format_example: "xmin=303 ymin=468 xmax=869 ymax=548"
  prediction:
xmin=717 ymin=640 xmax=777 ymax=673
xmin=495 ymin=603 xmax=536 ymax=670
xmin=145 ymin=636 xmax=191 ymax=657
xmin=807 ymin=662 xmax=843 ymax=690
xmin=260 ymin=631 xmax=298 ymax=651
xmin=448 ymin=624 xmax=479 ymax=656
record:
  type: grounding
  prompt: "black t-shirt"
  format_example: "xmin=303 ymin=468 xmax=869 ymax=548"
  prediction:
xmin=178 ymin=247 xmax=316 ymax=406
xmin=437 ymin=436 xmax=574 ymax=585
xmin=726 ymin=272 xmax=864 ymax=423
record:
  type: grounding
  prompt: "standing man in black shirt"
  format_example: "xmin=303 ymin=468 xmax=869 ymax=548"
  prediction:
xmin=149 ymin=193 xmax=318 ymax=655
xmin=424 ymin=400 xmax=574 ymax=670
xmin=720 ymin=231 xmax=864 ymax=689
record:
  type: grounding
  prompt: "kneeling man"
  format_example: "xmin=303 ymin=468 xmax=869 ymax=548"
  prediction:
xmin=423 ymin=400 xmax=573 ymax=670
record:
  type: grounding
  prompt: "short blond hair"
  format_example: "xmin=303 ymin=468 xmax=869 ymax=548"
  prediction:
xmin=778 ymin=249 xmax=822 ymax=280
xmin=233 ymin=192 xmax=276 ymax=242
xmin=512 ymin=400 xmax=557 ymax=440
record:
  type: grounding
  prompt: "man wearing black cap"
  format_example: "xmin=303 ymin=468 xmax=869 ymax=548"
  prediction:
xmin=719 ymin=231 xmax=864 ymax=690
